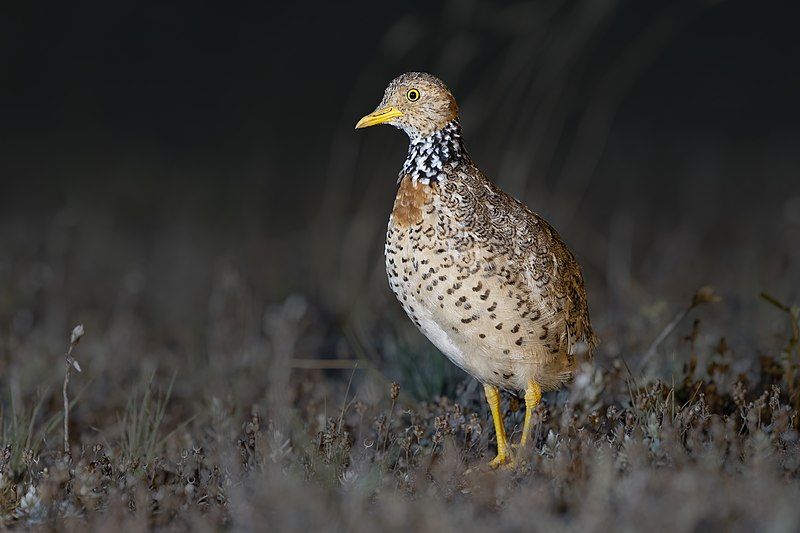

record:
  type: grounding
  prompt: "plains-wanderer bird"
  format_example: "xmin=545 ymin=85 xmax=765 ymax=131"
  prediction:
xmin=355 ymin=72 xmax=597 ymax=467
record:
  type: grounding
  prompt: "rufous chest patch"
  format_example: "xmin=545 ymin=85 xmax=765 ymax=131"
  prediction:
xmin=392 ymin=176 xmax=435 ymax=227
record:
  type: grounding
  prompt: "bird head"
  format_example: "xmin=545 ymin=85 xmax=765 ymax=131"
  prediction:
xmin=355 ymin=72 xmax=458 ymax=138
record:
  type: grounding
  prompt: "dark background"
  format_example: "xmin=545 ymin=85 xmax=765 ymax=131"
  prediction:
xmin=1 ymin=0 xmax=799 ymax=382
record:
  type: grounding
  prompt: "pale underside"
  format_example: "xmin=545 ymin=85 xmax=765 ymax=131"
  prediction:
xmin=385 ymin=167 xmax=595 ymax=392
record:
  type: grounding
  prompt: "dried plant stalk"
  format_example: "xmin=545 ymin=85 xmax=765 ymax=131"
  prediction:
xmin=63 ymin=324 xmax=84 ymax=456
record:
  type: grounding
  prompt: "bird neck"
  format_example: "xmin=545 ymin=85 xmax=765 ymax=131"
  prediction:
xmin=401 ymin=120 xmax=468 ymax=185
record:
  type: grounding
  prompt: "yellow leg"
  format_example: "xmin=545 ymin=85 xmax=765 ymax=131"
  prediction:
xmin=519 ymin=381 xmax=542 ymax=448
xmin=484 ymin=384 xmax=510 ymax=468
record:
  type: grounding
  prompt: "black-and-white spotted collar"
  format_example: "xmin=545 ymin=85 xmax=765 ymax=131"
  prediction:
xmin=400 ymin=121 xmax=467 ymax=185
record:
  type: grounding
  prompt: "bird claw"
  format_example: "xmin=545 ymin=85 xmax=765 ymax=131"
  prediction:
xmin=487 ymin=451 xmax=514 ymax=469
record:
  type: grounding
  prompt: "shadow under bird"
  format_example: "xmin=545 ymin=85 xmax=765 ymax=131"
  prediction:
xmin=356 ymin=72 xmax=597 ymax=467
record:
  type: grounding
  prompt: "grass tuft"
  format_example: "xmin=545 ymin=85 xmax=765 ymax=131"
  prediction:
xmin=119 ymin=370 xmax=176 ymax=463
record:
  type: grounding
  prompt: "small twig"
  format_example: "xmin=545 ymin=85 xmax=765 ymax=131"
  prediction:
xmin=760 ymin=292 xmax=800 ymax=412
xmin=290 ymin=358 xmax=362 ymax=369
xmin=640 ymin=307 xmax=690 ymax=368
xmin=680 ymin=381 xmax=705 ymax=412
xmin=760 ymin=292 xmax=792 ymax=313
xmin=382 ymin=382 xmax=400 ymax=453
xmin=638 ymin=286 xmax=720 ymax=370
xmin=63 ymin=324 xmax=84 ymax=456
xmin=337 ymin=364 xmax=358 ymax=432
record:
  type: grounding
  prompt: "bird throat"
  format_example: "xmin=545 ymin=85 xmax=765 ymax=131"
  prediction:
xmin=401 ymin=120 xmax=467 ymax=185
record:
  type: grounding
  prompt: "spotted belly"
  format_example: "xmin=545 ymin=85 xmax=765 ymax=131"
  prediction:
xmin=385 ymin=220 xmax=527 ymax=388
xmin=387 ymin=272 xmax=512 ymax=386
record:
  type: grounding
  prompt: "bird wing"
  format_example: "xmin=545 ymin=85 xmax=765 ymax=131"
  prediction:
xmin=516 ymin=203 xmax=597 ymax=362
xmin=466 ymin=176 xmax=597 ymax=367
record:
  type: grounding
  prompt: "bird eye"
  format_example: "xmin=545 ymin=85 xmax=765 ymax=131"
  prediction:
xmin=406 ymin=88 xmax=420 ymax=102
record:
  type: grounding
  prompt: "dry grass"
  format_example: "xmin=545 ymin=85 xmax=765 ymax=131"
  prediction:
xmin=0 ymin=281 xmax=799 ymax=530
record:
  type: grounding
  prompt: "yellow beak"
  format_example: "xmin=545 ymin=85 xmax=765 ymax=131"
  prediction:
xmin=355 ymin=106 xmax=403 ymax=129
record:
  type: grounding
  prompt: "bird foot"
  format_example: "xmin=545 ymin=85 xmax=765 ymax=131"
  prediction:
xmin=487 ymin=451 xmax=514 ymax=469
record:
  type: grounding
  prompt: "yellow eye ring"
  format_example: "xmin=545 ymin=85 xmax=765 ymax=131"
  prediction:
xmin=406 ymin=88 xmax=420 ymax=102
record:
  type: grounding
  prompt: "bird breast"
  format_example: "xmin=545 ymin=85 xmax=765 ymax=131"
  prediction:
xmin=385 ymin=174 xmax=576 ymax=391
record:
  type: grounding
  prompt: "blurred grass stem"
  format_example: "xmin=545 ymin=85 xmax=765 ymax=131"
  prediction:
xmin=63 ymin=324 xmax=84 ymax=456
